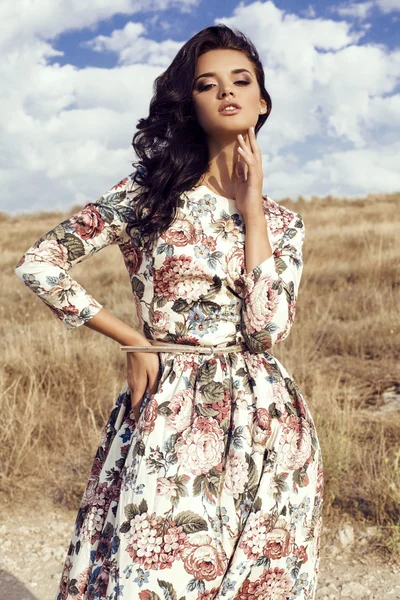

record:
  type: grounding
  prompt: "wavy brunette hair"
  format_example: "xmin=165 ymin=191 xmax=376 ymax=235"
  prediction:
xmin=128 ymin=23 xmax=272 ymax=248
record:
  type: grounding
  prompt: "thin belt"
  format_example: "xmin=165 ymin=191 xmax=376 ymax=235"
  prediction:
xmin=120 ymin=339 xmax=248 ymax=355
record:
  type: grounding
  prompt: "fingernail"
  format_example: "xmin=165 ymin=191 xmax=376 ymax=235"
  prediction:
xmin=251 ymin=126 xmax=255 ymax=133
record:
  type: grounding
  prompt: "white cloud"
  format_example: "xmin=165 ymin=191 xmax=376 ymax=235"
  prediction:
xmin=0 ymin=0 xmax=197 ymax=52
xmin=331 ymin=0 xmax=400 ymax=18
xmin=1 ymin=0 xmax=399 ymax=214
xmin=332 ymin=2 xmax=375 ymax=20
xmin=83 ymin=21 xmax=184 ymax=66
xmin=376 ymin=0 xmax=400 ymax=12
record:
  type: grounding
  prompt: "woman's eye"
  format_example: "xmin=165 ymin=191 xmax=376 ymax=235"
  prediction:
xmin=197 ymin=80 xmax=250 ymax=92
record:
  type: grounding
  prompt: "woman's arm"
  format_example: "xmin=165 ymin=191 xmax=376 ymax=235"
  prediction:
xmin=240 ymin=210 xmax=305 ymax=353
xmin=14 ymin=172 xmax=147 ymax=345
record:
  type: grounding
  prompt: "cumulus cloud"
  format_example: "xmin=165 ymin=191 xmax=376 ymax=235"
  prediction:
xmin=83 ymin=21 xmax=184 ymax=66
xmin=1 ymin=0 xmax=399 ymax=214
xmin=332 ymin=2 xmax=375 ymax=20
xmin=376 ymin=0 xmax=400 ymax=12
xmin=331 ymin=0 xmax=400 ymax=19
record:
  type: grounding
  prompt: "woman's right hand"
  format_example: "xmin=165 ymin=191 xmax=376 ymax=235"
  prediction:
xmin=127 ymin=351 xmax=161 ymax=422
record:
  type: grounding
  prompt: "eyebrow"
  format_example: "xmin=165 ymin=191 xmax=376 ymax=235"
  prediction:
xmin=194 ymin=68 xmax=253 ymax=83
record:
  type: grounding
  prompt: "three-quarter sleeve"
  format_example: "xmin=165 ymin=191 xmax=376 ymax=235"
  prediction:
xmin=14 ymin=173 xmax=141 ymax=330
xmin=240 ymin=211 xmax=305 ymax=353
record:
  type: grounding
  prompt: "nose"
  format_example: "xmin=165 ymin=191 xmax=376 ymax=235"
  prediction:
xmin=219 ymin=84 xmax=234 ymax=98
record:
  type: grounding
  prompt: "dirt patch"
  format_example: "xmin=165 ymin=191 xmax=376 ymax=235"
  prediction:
xmin=1 ymin=502 xmax=399 ymax=599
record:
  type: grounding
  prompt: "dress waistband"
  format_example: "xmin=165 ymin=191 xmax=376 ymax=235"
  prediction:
xmin=120 ymin=339 xmax=248 ymax=355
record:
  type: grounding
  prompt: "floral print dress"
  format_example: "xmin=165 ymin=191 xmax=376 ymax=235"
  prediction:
xmin=15 ymin=172 xmax=324 ymax=600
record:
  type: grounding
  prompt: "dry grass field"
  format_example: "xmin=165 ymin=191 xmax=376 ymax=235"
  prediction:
xmin=1 ymin=192 xmax=399 ymax=555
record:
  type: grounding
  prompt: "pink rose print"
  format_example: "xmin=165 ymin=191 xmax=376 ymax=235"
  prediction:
xmin=70 ymin=204 xmax=105 ymax=240
xmin=225 ymin=246 xmax=245 ymax=295
xmin=197 ymin=587 xmax=220 ymax=600
xmin=58 ymin=557 xmax=73 ymax=600
xmin=120 ymin=239 xmax=143 ymax=274
xmin=181 ymin=533 xmax=227 ymax=581
xmin=174 ymin=353 xmax=198 ymax=373
xmin=80 ymin=458 xmax=103 ymax=506
xmin=223 ymin=450 xmax=249 ymax=498
xmin=75 ymin=567 xmax=92 ymax=600
xmin=111 ymin=176 xmax=129 ymax=189
xmin=26 ymin=239 xmax=69 ymax=269
xmin=243 ymin=275 xmax=280 ymax=333
xmin=153 ymin=309 xmax=170 ymax=332
xmin=139 ymin=397 xmax=158 ymax=433
xmin=165 ymin=390 xmax=194 ymax=433
xmin=262 ymin=197 xmax=294 ymax=236
xmin=202 ymin=235 xmax=217 ymax=252
xmin=271 ymin=380 xmax=289 ymax=413
xmin=153 ymin=255 xmax=213 ymax=302
xmin=280 ymin=416 xmax=312 ymax=471
xmin=162 ymin=216 xmax=203 ymax=246
xmin=263 ymin=517 xmax=293 ymax=560
xmin=236 ymin=567 xmax=292 ymax=599
xmin=252 ymin=408 xmax=272 ymax=454
xmin=175 ymin=417 xmax=225 ymax=476
xmin=244 ymin=352 xmax=267 ymax=380
xmin=213 ymin=216 xmax=240 ymax=242
xmin=294 ymin=544 xmax=308 ymax=563
xmin=156 ymin=477 xmax=179 ymax=500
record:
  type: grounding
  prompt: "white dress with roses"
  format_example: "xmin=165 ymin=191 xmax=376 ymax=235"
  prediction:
xmin=15 ymin=172 xmax=324 ymax=600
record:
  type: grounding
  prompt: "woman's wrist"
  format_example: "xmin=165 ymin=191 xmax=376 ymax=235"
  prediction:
xmin=84 ymin=307 xmax=151 ymax=347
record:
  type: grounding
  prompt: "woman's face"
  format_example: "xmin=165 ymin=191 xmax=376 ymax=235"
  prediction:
xmin=191 ymin=48 xmax=267 ymax=140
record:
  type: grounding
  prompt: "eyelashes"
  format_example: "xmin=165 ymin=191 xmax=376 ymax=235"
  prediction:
xmin=196 ymin=80 xmax=251 ymax=92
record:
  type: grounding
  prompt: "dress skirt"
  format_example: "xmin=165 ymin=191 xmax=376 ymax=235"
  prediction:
xmin=55 ymin=348 xmax=323 ymax=600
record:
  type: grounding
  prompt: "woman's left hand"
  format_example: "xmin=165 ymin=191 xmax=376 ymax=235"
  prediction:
xmin=234 ymin=126 xmax=265 ymax=220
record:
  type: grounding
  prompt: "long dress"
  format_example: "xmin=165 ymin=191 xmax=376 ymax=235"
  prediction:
xmin=15 ymin=172 xmax=324 ymax=600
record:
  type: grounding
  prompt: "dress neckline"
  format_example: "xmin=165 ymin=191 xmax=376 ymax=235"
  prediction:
xmin=194 ymin=183 xmax=236 ymax=201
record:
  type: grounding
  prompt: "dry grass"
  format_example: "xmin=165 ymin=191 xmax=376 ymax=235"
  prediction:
xmin=1 ymin=192 xmax=399 ymax=546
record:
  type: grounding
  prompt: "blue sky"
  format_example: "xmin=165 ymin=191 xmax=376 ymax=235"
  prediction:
xmin=51 ymin=0 xmax=400 ymax=68
xmin=1 ymin=0 xmax=399 ymax=213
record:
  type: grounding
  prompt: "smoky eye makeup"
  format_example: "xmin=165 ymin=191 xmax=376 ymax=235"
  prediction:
xmin=194 ymin=78 xmax=251 ymax=92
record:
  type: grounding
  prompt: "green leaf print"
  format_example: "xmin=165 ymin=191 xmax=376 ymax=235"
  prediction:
xmin=197 ymin=359 xmax=217 ymax=384
xmin=68 ymin=580 xmax=80 ymax=595
xmin=102 ymin=522 xmax=114 ymax=539
xmin=158 ymin=401 xmax=173 ymax=416
xmin=131 ymin=276 xmax=145 ymax=300
xmin=200 ymin=274 xmax=222 ymax=300
xmin=63 ymin=233 xmax=85 ymax=262
xmin=197 ymin=299 xmax=220 ymax=315
xmin=245 ymin=329 xmax=271 ymax=354
xmin=174 ymin=510 xmax=208 ymax=534
xmin=157 ymin=579 xmax=178 ymax=600
xmin=172 ymin=298 xmax=192 ymax=313
xmin=200 ymin=380 xmax=225 ymax=403
xmin=196 ymin=404 xmax=219 ymax=418
xmin=293 ymin=465 xmax=309 ymax=488
xmin=246 ymin=453 xmax=259 ymax=490
xmin=124 ymin=503 xmax=140 ymax=520
xmin=119 ymin=521 xmax=131 ymax=534
xmin=253 ymin=497 xmax=262 ymax=512
xmin=273 ymin=473 xmax=289 ymax=501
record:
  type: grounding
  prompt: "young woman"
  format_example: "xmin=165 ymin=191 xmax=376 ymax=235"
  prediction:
xmin=15 ymin=24 xmax=323 ymax=600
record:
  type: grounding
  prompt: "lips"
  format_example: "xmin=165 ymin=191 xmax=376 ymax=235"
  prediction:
xmin=219 ymin=101 xmax=242 ymax=112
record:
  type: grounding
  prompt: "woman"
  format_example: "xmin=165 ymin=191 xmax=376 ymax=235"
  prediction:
xmin=15 ymin=23 xmax=323 ymax=600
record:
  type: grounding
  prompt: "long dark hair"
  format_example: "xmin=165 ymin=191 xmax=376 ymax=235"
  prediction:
xmin=128 ymin=23 xmax=272 ymax=249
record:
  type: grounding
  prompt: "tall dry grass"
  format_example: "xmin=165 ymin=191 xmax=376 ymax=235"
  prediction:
xmin=1 ymin=193 xmax=399 ymax=544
